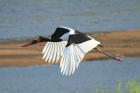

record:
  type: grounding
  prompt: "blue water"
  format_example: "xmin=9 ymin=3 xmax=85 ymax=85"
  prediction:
xmin=0 ymin=0 xmax=140 ymax=39
xmin=0 ymin=57 xmax=140 ymax=93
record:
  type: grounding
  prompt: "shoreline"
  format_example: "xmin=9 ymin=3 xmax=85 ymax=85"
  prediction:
xmin=0 ymin=29 xmax=140 ymax=67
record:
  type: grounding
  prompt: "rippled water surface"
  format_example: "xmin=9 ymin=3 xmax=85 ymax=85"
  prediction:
xmin=0 ymin=0 xmax=140 ymax=39
xmin=0 ymin=57 xmax=140 ymax=93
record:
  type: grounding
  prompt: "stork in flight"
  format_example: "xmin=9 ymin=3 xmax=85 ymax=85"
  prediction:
xmin=22 ymin=26 xmax=120 ymax=76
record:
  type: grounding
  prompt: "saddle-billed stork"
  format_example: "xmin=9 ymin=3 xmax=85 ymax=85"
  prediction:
xmin=22 ymin=26 xmax=120 ymax=76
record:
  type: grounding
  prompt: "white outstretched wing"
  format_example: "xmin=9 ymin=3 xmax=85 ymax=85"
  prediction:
xmin=60 ymin=44 xmax=85 ymax=75
xmin=42 ymin=26 xmax=74 ymax=64
xmin=60 ymin=38 xmax=100 ymax=76
xmin=42 ymin=41 xmax=67 ymax=63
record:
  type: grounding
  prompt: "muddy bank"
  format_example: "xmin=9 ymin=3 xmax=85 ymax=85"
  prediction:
xmin=0 ymin=29 xmax=140 ymax=67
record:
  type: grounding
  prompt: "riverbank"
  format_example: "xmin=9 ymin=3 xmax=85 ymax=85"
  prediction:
xmin=0 ymin=29 xmax=140 ymax=67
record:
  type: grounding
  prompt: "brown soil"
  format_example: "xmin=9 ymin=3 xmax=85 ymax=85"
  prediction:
xmin=0 ymin=29 xmax=140 ymax=67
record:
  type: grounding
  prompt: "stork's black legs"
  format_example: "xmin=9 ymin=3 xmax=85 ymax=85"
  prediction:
xmin=94 ymin=48 xmax=121 ymax=61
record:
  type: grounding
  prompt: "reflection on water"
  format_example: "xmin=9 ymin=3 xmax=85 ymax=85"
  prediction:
xmin=0 ymin=0 xmax=140 ymax=39
xmin=0 ymin=57 xmax=140 ymax=93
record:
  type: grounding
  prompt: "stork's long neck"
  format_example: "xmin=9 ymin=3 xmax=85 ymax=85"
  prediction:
xmin=41 ymin=37 xmax=50 ymax=42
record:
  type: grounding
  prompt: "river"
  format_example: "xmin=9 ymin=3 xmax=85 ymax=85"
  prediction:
xmin=0 ymin=0 xmax=140 ymax=39
xmin=0 ymin=57 xmax=140 ymax=93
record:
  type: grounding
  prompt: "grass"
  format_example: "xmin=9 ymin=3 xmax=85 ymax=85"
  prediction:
xmin=127 ymin=80 xmax=140 ymax=93
xmin=96 ymin=80 xmax=140 ymax=93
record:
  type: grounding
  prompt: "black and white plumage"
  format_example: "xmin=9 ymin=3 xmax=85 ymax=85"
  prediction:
xmin=42 ymin=26 xmax=100 ymax=75
xmin=22 ymin=26 xmax=120 ymax=76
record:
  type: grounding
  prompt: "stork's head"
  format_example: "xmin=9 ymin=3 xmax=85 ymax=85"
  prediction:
xmin=21 ymin=36 xmax=48 ymax=47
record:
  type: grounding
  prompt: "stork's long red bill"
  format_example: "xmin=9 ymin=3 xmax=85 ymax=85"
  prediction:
xmin=21 ymin=42 xmax=32 ymax=47
xmin=21 ymin=36 xmax=49 ymax=47
xmin=21 ymin=40 xmax=37 ymax=47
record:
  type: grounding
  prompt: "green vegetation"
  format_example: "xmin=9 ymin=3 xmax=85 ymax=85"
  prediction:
xmin=127 ymin=80 xmax=140 ymax=93
xmin=96 ymin=80 xmax=140 ymax=93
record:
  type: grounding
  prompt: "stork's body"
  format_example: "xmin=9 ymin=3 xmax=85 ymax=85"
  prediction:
xmin=22 ymin=26 xmax=120 ymax=76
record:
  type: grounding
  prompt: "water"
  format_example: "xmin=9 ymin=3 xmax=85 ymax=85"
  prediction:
xmin=0 ymin=57 xmax=140 ymax=93
xmin=0 ymin=0 xmax=140 ymax=39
